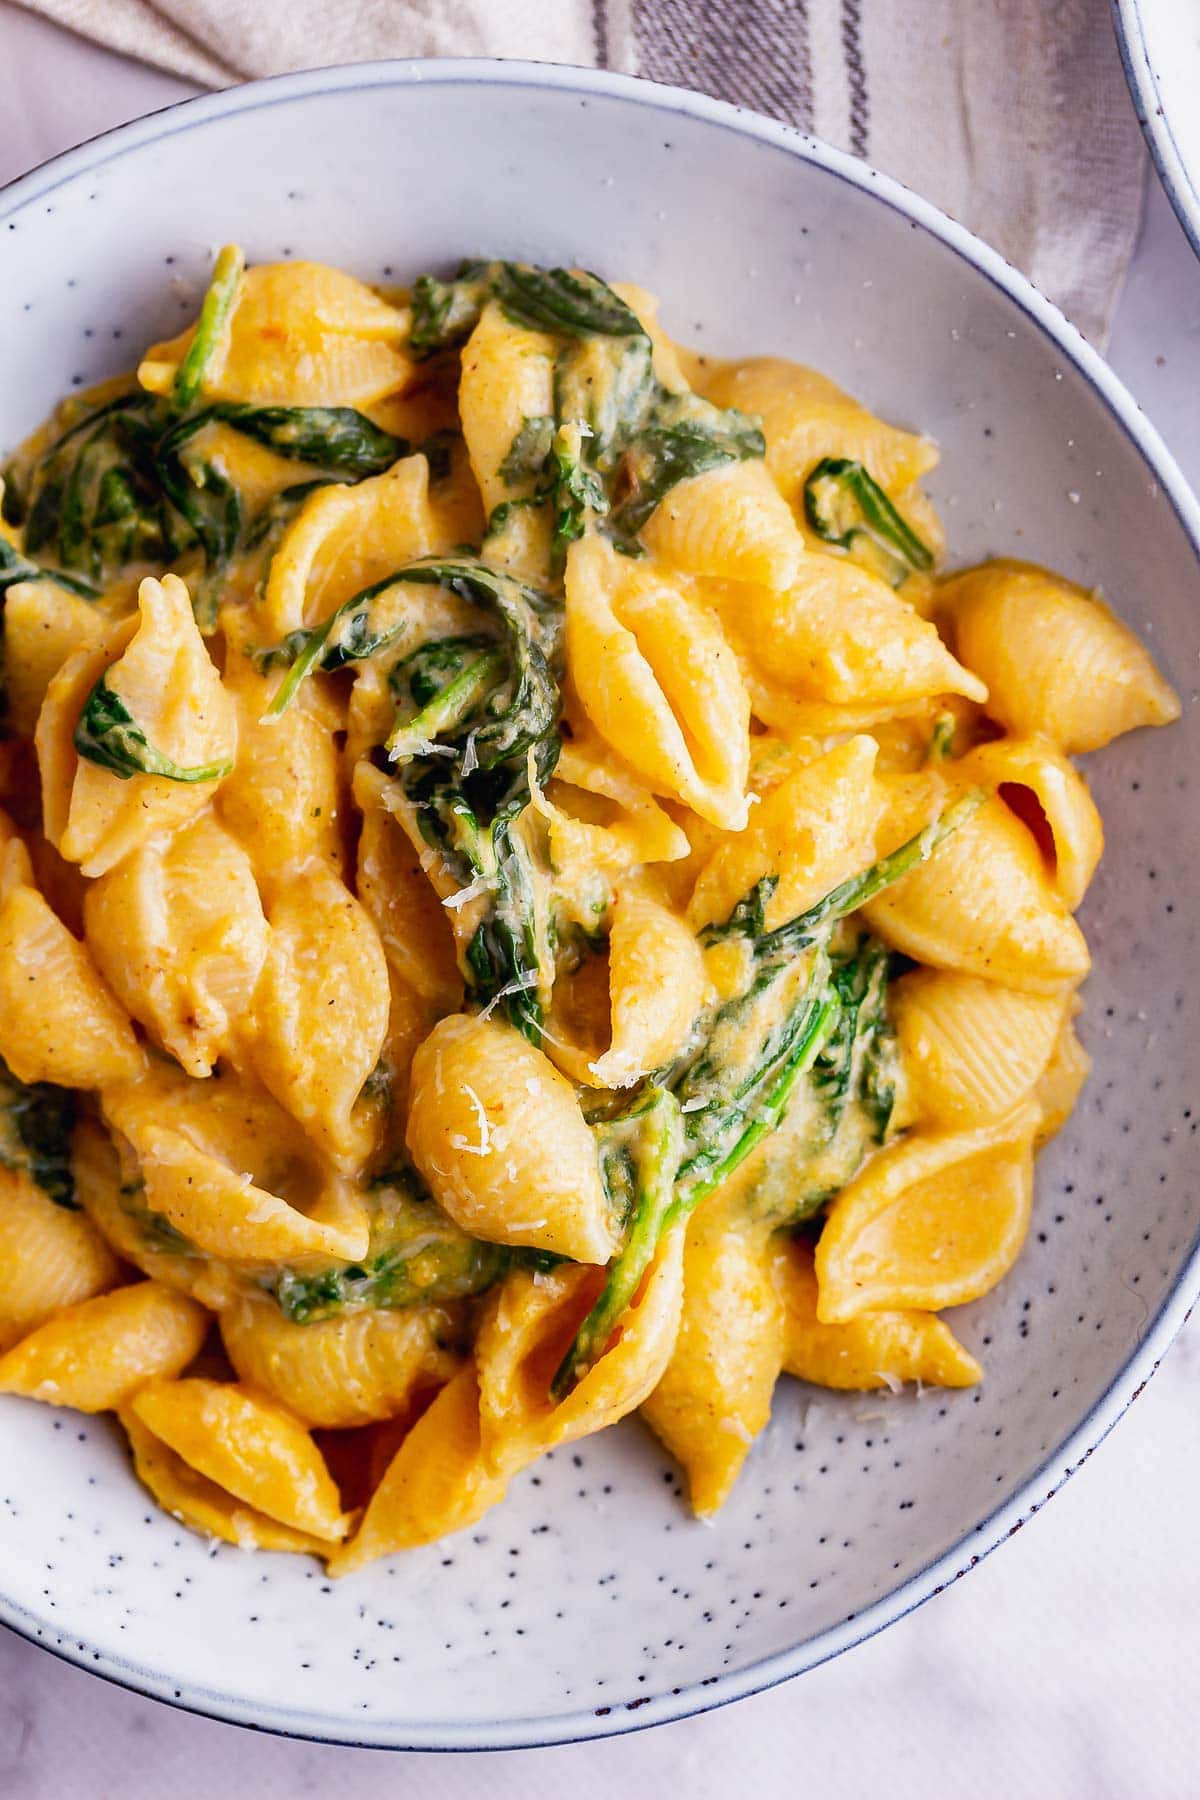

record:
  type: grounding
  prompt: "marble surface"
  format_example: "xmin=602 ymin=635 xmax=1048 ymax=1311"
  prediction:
xmin=0 ymin=7 xmax=1197 ymax=1793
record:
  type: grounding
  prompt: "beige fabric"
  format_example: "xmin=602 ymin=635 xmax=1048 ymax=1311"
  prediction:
xmin=12 ymin=0 xmax=1144 ymax=345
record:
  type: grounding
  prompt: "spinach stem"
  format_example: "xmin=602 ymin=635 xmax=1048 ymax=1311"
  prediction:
xmin=171 ymin=245 xmax=245 ymax=412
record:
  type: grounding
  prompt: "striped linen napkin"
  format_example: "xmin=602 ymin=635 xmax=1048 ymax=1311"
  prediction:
xmin=12 ymin=0 xmax=1144 ymax=345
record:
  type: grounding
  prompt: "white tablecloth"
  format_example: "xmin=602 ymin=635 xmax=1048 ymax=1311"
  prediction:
xmin=1 ymin=8 xmax=1198 ymax=1793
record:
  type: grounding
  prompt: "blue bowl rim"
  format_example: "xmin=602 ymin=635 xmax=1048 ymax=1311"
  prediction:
xmin=1 ymin=53 xmax=1199 ymax=1755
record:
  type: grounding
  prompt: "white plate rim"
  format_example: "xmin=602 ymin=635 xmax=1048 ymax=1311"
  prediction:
xmin=1112 ymin=0 xmax=1200 ymax=260
xmin=1 ymin=55 xmax=1199 ymax=1753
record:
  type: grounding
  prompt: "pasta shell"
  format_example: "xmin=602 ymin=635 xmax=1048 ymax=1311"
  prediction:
xmin=476 ymin=1230 xmax=685 ymax=1473
xmin=701 ymin=357 xmax=938 ymax=504
xmin=459 ymin=298 xmax=556 ymax=516
xmin=119 ymin=1406 xmax=331 ymax=1555
xmin=566 ymin=533 xmax=750 ymax=829
xmin=862 ymin=778 xmax=1090 ymax=995
xmin=4 ymin=578 xmax=108 ymax=738
xmin=687 ymin=735 xmax=882 ymax=933
xmin=406 ymin=1013 xmax=617 ymax=1264
xmin=353 ymin=760 xmax=463 ymax=1010
xmin=954 ymin=736 xmax=1104 ymax=911
xmin=219 ymin=1294 xmax=462 ymax=1429
xmin=103 ymin=1063 xmax=370 ymax=1266
xmin=139 ymin=261 xmax=412 ymax=409
xmin=775 ymin=1237 xmax=981 ymax=1390
xmin=125 ymin=1122 xmax=368 ymax=1266
xmin=84 ymin=812 xmax=269 ymax=1077
xmin=529 ymin=722 xmax=690 ymax=902
xmin=50 ymin=575 xmax=236 ymax=879
xmin=262 ymin=455 xmax=439 ymax=635
xmin=721 ymin=552 xmax=985 ymax=711
xmin=641 ymin=457 xmax=805 ymax=591
xmin=0 ymin=1280 xmax=208 ymax=1411
xmin=248 ymin=864 xmax=391 ymax=1169
xmin=129 ymin=1377 xmax=351 ymax=1541
xmin=1034 ymin=1013 xmax=1092 ymax=1143
xmin=0 ymin=880 xmax=143 ymax=1087
xmin=326 ymin=1363 xmax=507 ymax=1572
xmin=815 ymin=1103 xmax=1041 ymax=1321
xmin=587 ymin=884 xmax=707 ymax=1087
xmin=891 ymin=969 xmax=1070 ymax=1129
xmin=942 ymin=560 xmax=1179 ymax=752
xmin=218 ymin=644 xmax=344 ymax=888
xmin=641 ymin=1209 xmax=785 ymax=1514
xmin=0 ymin=1165 xmax=119 ymax=1353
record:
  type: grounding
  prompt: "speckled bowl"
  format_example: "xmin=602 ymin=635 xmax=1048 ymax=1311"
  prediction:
xmin=1 ymin=61 xmax=1198 ymax=1751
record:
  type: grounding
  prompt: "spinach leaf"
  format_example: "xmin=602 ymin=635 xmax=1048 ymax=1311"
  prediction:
xmin=73 ymin=673 xmax=232 ymax=783
xmin=258 ymin=1168 xmax=510 ymax=1322
xmin=0 ymin=539 xmax=98 ymax=602
xmin=607 ymin=397 xmax=766 ymax=548
xmin=411 ymin=258 xmax=765 ymax=562
xmin=499 ymin=415 xmax=555 ymax=487
xmin=804 ymin=456 xmax=934 ymax=585
xmin=408 ymin=260 xmax=645 ymax=357
xmin=7 ymin=389 xmax=414 ymax=630
xmin=0 ymin=1057 xmax=76 ymax=1209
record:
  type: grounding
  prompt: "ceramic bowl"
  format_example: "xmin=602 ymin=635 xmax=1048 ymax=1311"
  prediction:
xmin=1113 ymin=0 xmax=1200 ymax=258
xmin=1 ymin=60 xmax=1198 ymax=1751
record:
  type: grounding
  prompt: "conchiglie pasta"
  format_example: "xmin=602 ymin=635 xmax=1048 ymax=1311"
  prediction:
xmin=217 ymin=644 xmax=344 ymax=886
xmin=863 ymin=777 xmax=1090 ymax=994
xmin=586 ymin=885 xmax=707 ymax=1087
xmin=954 ymin=736 xmax=1103 ymax=911
xmin=262 ymin=454 xmax=439 ymax=635
xmin=84 ymin=812 xmax=269 ymax=1077
xmin=775 ymin=1238 xmax=981 ymax=1390
xmin=119 ymin=1407 xmax=333 ymax=1555
xmin=129 ymin=1377 xmax=351 ymax=1541
xmin=720 ymin=552 xmax=985 ymax=714
xmin=4 ymin=578 xmax=108 ymax=737
xmin=406 ymin=1013 xmax=616 ymax=1264
xmin=687 ymin=735 xmax=882 ymax=933
xmin=530 ymin=723 xmax=690 ymax=913
xmin=0 ymin=1166 xmax=119 ymax=1353
xmin=352 ymin=760 xmax=462 ymax=1010
xmin=566 ymin=533 xmax=750 ymax=828
xmin=46 ymin=575 xmax=236 ymax=879
xmin=815 ymin=1102 xmax=1041 ymax=1321
xmin=139 ymin=260 xmax=412 ymax=409
xmin=702 ymin=357 xmax=938 ymax=504
xmin=1034 ymin=1013 xmax=1092 ymax=1142
xmin=641 ymin=1208 xmax=785 ymax=1514
xmin=219 ymin=1294 xmax=462 ymax=1428
xmin=330 ymin=1229 xmax=684 ymax=1572
xmin=247 ymin=864 xmax=391 ymax=1169
xmin=326 ymin=1363 xmax=506 ymax=1570
xmin=71 ymin=1115 xmax=233 ymax=1308
xmin=0 ymin=1280 xmax=208 ymax=1411
xmin=459 ymin=299 xmax=556 ymax=580
xmin=640 ymin=456 xmax=804 ymax=591
xmin=941 ymin=560 xmax=1179 ymax=752
xmin=891 ymin=969 xmax=1070 ymax=1129
xmin=0 ymin=879 xmax=143 ymax=1087
xmin=102 ymin=1064 xmax=370 ymax=1266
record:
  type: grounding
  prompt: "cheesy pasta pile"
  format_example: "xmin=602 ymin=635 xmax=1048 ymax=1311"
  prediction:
xmin=0 ymin=251 xmax=1179 ymax=1568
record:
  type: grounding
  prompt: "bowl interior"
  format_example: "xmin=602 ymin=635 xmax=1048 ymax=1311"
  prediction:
xmin=1 ymin=64 xmax=1198 ymax=1747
